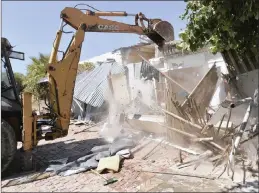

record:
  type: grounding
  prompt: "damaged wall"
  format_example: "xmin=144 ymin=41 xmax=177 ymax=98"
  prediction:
xmin=110 ymin=73 xmax=130 ymax=106
xmin=163 ymin=51 xmax=224 ymax=69
xmin=80 ymin=50 xmax=123 ymax=64
xmin=181 ymin=64 xmax=219 ymax=123
xmin=235 ymin=69 xmax=259 ymax=98
xmin=153 ymin=65 xmax=210 ymax=106
xmin=208 ymin=69 xmax=259 ymax=161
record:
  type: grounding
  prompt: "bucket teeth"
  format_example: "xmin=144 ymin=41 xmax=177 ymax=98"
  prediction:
xmin=153 ymin=21 xmax=175 ymax=42
xmin=146 ymin=21 xmax=174 ymax=48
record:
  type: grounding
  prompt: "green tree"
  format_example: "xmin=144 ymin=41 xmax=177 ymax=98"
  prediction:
xmin=178 ymin=0 xmax=259 ymax=55
xmin=14 ymin=72 xmax=25 ymax=93
xmin=77 ymin=62 xmax=95 ymax=73
xmin=23 ymin=53 xmax=49 ymax=100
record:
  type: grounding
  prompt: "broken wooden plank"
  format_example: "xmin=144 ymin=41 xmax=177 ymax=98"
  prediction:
xmin=177 ymin=150 xmax=213 ymax=169
xmin=192 ymin=137 xmax=213 ymax=142
xmin=142 ymin=139 xmax=164 ymax=160
xmin=137 ymin=52 xmax=190 ymax=93
xmin=146 ymin=137 xmax=200 ymax=155
xmin=139 ymin=170 xmax=215 ymax=180
xmin=161 ymin=108 xmax=203 ymax=130
xmin=227 ymin=101 xmax=253 ymax=178
xmin=161 ymin=109 xmax=225 ymax=152
xmin=158 ymin=123 xmax=198 ymax=138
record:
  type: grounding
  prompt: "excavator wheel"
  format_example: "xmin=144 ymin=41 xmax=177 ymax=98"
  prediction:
xmin=1 ymin=119 xmax=17 ymax=173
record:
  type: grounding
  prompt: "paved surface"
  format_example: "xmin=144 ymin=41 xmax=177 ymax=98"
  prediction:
xmin=1 ymin=124 xmax=258 ymax=192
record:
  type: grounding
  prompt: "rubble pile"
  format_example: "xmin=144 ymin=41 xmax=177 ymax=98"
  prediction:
xmin=124 ymin=55 xmax=258 ymax=182
xmin=67 ymin=52 xmax=258 ymax=185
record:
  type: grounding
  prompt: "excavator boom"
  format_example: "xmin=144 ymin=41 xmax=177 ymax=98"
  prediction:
xmin=61 ymin=7 xmax=174 ymax=46
xmin=22 ymin=6 xmax=174 ymax=151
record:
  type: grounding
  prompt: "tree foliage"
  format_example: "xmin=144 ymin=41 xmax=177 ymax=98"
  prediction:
xmin=23 ymin=54 xmax=95 ymax=99
xmin=23 ymin=53 xmax=49 ymax=99
xmin=178 ymin=0 xmax=259 ymax=55
xmin=14 ymin=72 xmax=25 ymax=93
xmin=77 ymin=62 xmax=95 ymax=73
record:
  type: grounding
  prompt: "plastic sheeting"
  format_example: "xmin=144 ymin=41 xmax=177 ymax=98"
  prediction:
xmin=45 ymin=136 xmax=136 ymax=176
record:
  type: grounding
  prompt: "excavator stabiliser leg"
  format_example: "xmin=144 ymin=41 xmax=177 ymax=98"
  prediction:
xmin=21 ymin=92 xmax=36 ymax=171
xmin=22 ymin=92 xmax=34 ymax=151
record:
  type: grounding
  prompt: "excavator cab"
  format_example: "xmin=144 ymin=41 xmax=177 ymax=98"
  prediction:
xmin=1 ymin=37 xmax=25 ymax=173
xmin=6 ymin=7 xmax=175 ymax=173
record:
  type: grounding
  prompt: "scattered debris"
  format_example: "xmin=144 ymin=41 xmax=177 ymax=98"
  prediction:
xmin=4 ymin=24 xmax=258 ymax=192
xmin=146 ymin=137 xmax=200 ymax=155
xmin=90 ymin=169 xmax=118 ymax=186
xmin=2 ymin=172 xmax=55 ymax=187
xmin=116 ymin=149 xmax=131 ymax=159
xmin=138 ymin=170 xmax=216 ymax=180
xmin=74 ymin=120 xmax=105 ymax=134
xmin=176 ymin=150 xmax=213 ymax=169
xmin=142 ymin=139 xmax=164 ymax=160
xmin=43 ymin=136 xmax=135 ymax=177
xmin=227 ymin=100 xmax=254 ymax=180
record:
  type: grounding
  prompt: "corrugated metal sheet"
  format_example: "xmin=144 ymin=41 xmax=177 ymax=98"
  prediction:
xmin=73 ymin=61 xmax=125 ymax=107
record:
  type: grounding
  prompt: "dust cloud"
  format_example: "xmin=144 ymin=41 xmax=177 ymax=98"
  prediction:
xmin=100 ymin=77 xmax=157 ymax=143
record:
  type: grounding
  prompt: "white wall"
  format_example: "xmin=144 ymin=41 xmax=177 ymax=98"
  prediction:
xmin=159 ymin=51 xmax=229 ymax=111
xmin=111 ymin=73 xmax=130 ymax=106
xmin=80 ymin=51 xmax=122 ymax=64
xmin=164 ymin=51 xmax=224 ymax=69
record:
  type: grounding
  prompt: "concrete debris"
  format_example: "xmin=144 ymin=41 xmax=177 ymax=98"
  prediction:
xmin=116 ymin=149 xmax=131 ymax=159
xmin=3 ymin=21 xmax=259 ymax=193
xmin=215 ymin=120 xmax=233 ymax=130
xmin=32 ymin=136 xmax=136 ymax=179
xmin=71 ymin=120 xmax=93 ymax=126
xmin=96 ymin=155 xmax=122 ymax=173
xmin=118 ymin=51 xmax=258 ymax=183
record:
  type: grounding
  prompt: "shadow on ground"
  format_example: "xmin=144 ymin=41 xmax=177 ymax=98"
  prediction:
xmin=2 ymin=137 xmax=107 ymax=180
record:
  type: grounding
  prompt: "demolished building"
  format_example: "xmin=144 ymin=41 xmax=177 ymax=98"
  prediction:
xmin=103 ymin=40 xmax=259 ymax=177
xmin=71 ymin=60 xmax=128 ymax=122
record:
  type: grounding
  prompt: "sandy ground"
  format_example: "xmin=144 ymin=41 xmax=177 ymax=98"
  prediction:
xmin=1 ymin=123 xmax=258 ymax=192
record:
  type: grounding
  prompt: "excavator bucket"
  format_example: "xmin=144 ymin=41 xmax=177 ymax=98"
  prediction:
xmin=146 ymin=21 xmax=175 ymax=48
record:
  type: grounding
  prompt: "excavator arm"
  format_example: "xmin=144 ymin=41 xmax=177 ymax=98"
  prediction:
xmin=22 ymin=7 xmax=174 ymax=150
xmin=60 ymin=7 xmax=174 ymax=45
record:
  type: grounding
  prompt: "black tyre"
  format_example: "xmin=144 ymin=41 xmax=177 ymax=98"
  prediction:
xmin=1 ymin=119 xmax=17 ymax=173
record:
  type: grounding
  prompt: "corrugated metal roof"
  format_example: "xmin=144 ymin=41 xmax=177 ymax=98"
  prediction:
xmin=73 ymin=61 xmax=125 ymax=107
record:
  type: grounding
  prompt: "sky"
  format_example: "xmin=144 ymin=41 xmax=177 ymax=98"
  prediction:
xmin=2 ymin=1 xmax=187 ymax=74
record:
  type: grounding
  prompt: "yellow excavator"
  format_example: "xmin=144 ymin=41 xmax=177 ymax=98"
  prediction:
xmin=2 ymin=5 xmax=174 ymax=172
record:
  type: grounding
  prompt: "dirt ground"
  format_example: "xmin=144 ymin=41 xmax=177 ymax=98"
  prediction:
xmin=1 ymin=124 xmax=258 ymax=192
